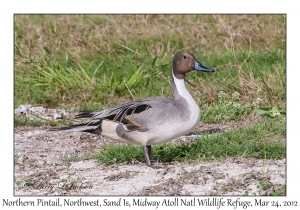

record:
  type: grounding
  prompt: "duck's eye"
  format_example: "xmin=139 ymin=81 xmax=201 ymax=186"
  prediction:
xmin=183 ymin=55 xmax=187 ymax=59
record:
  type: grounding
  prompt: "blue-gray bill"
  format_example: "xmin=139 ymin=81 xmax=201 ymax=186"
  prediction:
xmin=194 ymin=61 xmax=215 ymax=72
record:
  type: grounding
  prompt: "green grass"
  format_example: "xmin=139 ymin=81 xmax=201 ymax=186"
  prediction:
xmin=94 ymin=117 xmax=286 ymax=164
xmin=199 ymin=90 xmax=254 ymax=123
xmin=14 ymin=115 xmax=73 ymax=127
xmin=14 ymin=116 xmax=49 ymax=126
xmin=14 ymin=15 xmax=286 ymax=110
xmin=14 ymin=49 xmax=286 ymax=111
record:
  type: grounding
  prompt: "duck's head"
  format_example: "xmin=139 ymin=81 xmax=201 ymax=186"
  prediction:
xmin=172 ymin=51 xmax=215 ymax=79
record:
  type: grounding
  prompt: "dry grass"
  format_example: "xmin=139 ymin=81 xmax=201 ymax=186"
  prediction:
xmin=15 ymin=14 xmax=285 ymax=65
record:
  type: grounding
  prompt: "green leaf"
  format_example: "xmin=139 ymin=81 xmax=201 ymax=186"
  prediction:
xmin=255 ymin=107 xmax=285 ymax=118
xmin=25 ymin=179 xmax=32 ymax=184
xmin=255 ymin=108 xmax=270 ymax=116
xmin=60 ymin=178 xmax=67 ymax=183
xmin=15 ymin=181 xmax=21 ymax=186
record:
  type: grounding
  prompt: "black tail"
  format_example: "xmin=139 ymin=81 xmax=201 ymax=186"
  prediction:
xmin=51 ymin=119 xmax=102 ymax=135
xmin=75 ymin=110 xmax=97 ymax=119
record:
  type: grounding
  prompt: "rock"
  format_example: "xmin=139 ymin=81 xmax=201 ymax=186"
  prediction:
xmin=14 ymin=104 xmax=32 ymax=115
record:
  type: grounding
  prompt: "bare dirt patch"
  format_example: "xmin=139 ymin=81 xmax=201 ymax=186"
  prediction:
xmin=14 ymin=125 xmax=285 ymax=196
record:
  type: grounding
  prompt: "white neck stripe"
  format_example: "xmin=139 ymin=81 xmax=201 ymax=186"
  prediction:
xmin=172 ymin=72 xmax=187 ymax=96
xmin=172 ymin=70 xmax=196 ymax=107
xmin=172 ymin=68 xmax=201 ymax=128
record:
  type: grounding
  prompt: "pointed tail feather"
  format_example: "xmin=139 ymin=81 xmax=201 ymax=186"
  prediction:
xmin=75 ymin=110 xmax=98 ymax=119
xmin=51 ymin=120 xmax=102 ymax=135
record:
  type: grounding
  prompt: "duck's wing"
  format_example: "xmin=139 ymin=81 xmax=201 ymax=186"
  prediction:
xmin=78 ymin=100 xmax=151 ymax=122
xmin=53 ymin=97 xmax=179 ymax=133
xmin=56 ymin=99 xmax=153 ymax=133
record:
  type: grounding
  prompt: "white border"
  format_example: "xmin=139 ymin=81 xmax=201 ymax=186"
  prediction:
xmin=2 ymin=0 xmax=299 ymax=209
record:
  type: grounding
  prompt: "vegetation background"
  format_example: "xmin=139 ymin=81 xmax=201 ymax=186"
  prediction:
xmin=14 ymin=14 xmax=286 ymax=164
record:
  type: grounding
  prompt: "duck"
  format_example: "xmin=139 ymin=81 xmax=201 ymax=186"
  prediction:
xmin=54 ymin=51 xmax=215 ymax=167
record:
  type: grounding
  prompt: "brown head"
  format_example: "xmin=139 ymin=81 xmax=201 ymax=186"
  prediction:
xmin=172 ymin=51 xmax=214 ymax=79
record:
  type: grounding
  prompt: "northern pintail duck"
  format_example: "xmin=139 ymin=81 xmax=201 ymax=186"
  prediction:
xmin=55 ymin=52 xmax=214 ymax=166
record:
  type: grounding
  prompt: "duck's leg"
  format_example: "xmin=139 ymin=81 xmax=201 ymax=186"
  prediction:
xmin=147 ymin=145 xmax=155 ymax=161
xmin=143 ymin=146 xmax=151 ymax=167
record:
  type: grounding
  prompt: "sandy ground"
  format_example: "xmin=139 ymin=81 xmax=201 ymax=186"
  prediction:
xmin=14 ymin=122 xmax=286 ymax=196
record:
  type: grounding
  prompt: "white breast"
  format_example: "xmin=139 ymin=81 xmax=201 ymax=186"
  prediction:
xmin=144 ymin=73 xmax=200 ymax=145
